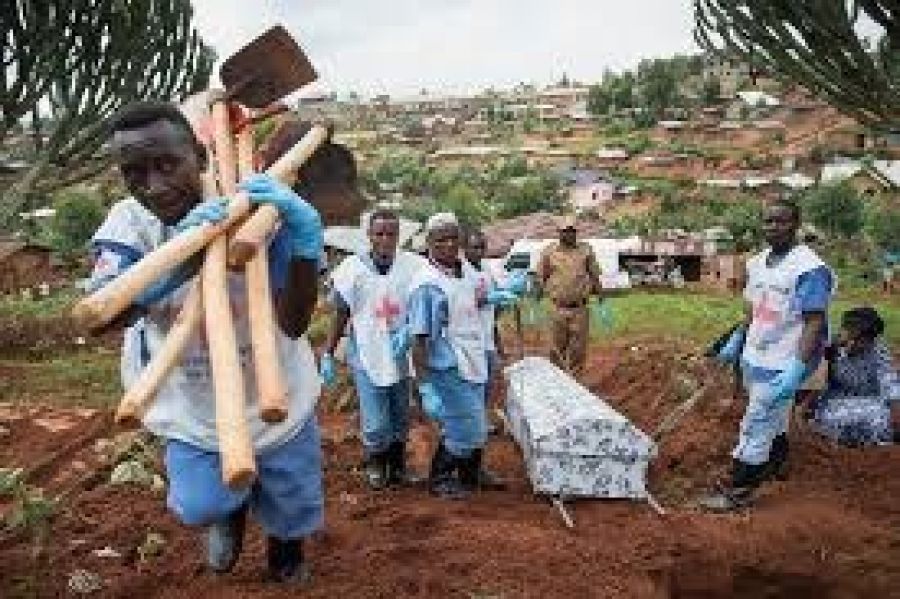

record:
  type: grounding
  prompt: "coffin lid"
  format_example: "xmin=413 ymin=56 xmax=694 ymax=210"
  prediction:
xmin=505 ymin=357 xmax=656 ymax=458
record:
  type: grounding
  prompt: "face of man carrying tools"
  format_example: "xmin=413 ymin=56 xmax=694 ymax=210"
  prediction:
xmin=110 ymin=118 xmax=206 ymax=226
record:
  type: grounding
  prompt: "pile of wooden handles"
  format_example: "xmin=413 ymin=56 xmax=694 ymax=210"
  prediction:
xmin=72 ymin=95 xmax=328 ymax=488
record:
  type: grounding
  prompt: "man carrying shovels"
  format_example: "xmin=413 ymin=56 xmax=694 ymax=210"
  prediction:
xmin=87 ymin=102 xmax=357 ymax=582
xmin=701 ymin=200 xmax=834 ymax=512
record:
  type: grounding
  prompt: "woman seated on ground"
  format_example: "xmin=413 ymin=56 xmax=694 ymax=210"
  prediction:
xmin=806 ymin=307 xmax=900 ymax=446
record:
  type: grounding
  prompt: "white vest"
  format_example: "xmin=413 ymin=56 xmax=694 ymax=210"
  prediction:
xmin=742 ymin=244 xmax=831 ymax=370
xmin=109 ymin=200 xmax=319 ymax=452
xmin=330 ymin=251 xmax=424 ymax=386
xmin=462 ymin=259 xmax=496 ymax=352
xmin=410 ymin=261 xmax=488 ymax=384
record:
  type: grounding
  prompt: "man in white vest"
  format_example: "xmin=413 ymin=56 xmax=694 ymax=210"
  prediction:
xmin=462 ymin=228 xmax=523 ymax=487
xmin=702 ymin=200 xmax=834 ymax=512
xmin=408 ymin=213 xmax=491 ymax=500
xmin=321 ymin=208 xmax=425 ymax=490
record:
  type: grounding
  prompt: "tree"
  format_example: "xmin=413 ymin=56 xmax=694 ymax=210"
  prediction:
xmin=800 ymin=182 xmax=865 ymax=239
xmin=693 ymin=1 xmax=900 ymax=127
xmin=587 ymin=84 xmax=612 ymax=117
xmin=47 ymin=189 xmax=106 ymax=257
xmin=702 ymin=76 xmax=721 ymax=105
xmin=1 ymin=0 xmax=214 ymax=230
xmin=867 ymin=200 xmax=900 ymax=255
xmin=636 ymin=58 xmax=680 ymax=120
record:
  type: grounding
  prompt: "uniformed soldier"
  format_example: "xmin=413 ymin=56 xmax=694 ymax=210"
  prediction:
xmin=535 ymin=215 xmax=602 ymax=377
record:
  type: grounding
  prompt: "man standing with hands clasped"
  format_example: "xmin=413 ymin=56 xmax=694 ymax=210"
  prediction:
xmin=702 ymin=200 xmax=834 ymax=512
xmin=536 ymin=215 xmax=603 ymax=377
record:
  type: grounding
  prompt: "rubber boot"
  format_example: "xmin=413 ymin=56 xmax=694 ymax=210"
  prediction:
xmin=206 ymin=504 xmax=248 ymax=573
xmin=428 ymin=441 xmax=469 ymax=500
xmin=266 ymin=537 xmax=311 ymax=584
xmin=457 ymin=449 xmax=481 ymax=493
xmin=386 ymin=441 xmax=423 ymax=486
xmin=765 ymin=433 xmax=789 ymax=481
xmin=698 ymin=460 xmax=763 ymax=513
xmin=471 ymin=448 xmax=506 ymax=490
xmin=363 ymin=449 xmax=389 ymax=491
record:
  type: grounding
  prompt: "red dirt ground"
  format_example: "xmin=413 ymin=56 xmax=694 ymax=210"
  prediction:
xmin=2 ymin=340 xmax=900 ymax=598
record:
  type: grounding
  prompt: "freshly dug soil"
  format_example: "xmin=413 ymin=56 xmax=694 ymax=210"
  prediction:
xmin=1 ymin=341 xmax=899 ymax=598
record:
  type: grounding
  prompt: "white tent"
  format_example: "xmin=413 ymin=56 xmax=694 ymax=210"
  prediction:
xmin=504 ymin=357 xmax=657 ymax=499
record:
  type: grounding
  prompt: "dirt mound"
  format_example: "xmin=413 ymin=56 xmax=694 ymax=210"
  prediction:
xmin=0 ymin=316 xmax=118 ymax=358
xmin=2 ymin=343 xmax=900 ymax=597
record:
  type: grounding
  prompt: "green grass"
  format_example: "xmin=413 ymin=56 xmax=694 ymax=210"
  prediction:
xmin=593 ymin=291 xmax=900 ymax=347
xmin=0 ymin=350 xmax=120 ymax=409
xmin=0 ymin=289 xmax=79 ymax=319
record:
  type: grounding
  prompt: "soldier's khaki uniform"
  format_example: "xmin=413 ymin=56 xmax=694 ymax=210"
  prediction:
xmin=537 ymin=241 xmax=601 ymax=376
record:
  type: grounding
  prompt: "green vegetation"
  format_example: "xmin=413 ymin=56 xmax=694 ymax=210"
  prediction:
xmin=0 ymin=351 xmax=121 ymax=408
xmin=364 ymin=152 xmax=565 ymax=227
xmin=0 ymin=289 xmax=79 ymax=319
xmin=46 ymin=190 xmax=107 ymax=258
xmin=587 ymin=292 xmax=900 ymax=347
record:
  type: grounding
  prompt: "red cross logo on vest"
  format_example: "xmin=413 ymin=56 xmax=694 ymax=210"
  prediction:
xmin=374 ymin=295 xmax=401 ymax=325
xmin=753 ymin=291 xmax=780 ymax=325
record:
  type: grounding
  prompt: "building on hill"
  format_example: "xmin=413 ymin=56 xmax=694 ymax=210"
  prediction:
xmin=565 ymin=169 xmax=615 ymax=213
xmin=820 ymin=159 xmax=900 ymax=196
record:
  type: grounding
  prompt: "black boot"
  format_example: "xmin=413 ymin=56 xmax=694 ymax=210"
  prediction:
xmin=698 ymin=459 xmax=765 ymax=513
xmin=363 ymin=449 xmax=389 ymax=490
xmin=428 ymin=441 xmax=469 ymax=500
xmin=458 ymin=449 xmax=481 ymax=493
xmin=386 ymin=441 xmax=423 ymax=486
xmin=266 ymin=537 xmax=311 ymax=584
xmin=206 ymin=503 xmax=248 ymax=573
xmin=765 ymin=433 xmax=789 ymax=481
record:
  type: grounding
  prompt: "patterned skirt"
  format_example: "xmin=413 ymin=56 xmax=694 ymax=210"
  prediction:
xmin=812 ymin=394 xmax=893 ymax=446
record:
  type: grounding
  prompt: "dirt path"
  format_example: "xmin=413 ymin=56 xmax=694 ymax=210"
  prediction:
xmin=2 ymin=342 xmax=900 ymax=598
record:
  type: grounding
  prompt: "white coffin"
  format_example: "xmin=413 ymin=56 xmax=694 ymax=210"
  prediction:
xmin=504 ymin=357 xmax=657 ymax=499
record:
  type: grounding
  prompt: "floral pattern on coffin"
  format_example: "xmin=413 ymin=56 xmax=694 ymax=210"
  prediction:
xmin=504 ymin=357 xmax=657 ymax=499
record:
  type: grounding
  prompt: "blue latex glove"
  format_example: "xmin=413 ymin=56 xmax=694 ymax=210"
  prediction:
xmin=505 ymin=270 xmax=528 ymax=296
xmin=766 ymin=358 xmax=808 ymax=405
xmin=389 ymin=325 xmax=411 ymax=359
xmin=319 ymin=353 xmax=337 ymax=388
xmin=590 ymin=298 xmax=614 ymax=332
xmin=485 ymin=288 xmax=519 ymax=307
xmin=418 ymin=382 xmax=443 ymax=420
xmin=716 ymin=326 xmax=746 ymax=365
xmin=238 ymin=173 xmax=323 ymax=260
xmin=173 ymin=198 xmax=228 ymax=234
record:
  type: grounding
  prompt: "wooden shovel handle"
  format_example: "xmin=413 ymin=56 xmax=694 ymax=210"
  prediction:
xmin=114 ymin=280 xmax=203 ymax=427
xmin=72 ymin=126 xmax=330 ymax=330
xmin=237 ymin=124 xmax=289 ymax=423
xmin=205 ymin=100 xmax=256 ymax=489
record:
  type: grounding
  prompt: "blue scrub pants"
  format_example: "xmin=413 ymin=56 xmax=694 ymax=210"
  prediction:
xmin=164 ymin=416 xmax=324 ymax=540
xmin=351 ymin=366 xmax=410 ymax=454
xmin=428 ymin=367 xmax=487 ymax=458
xmin=732 ymin=371 xmax=792 ymax=465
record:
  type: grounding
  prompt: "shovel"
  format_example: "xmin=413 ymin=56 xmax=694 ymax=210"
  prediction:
xmin=220 ymin=25 xmax=317 ymax=108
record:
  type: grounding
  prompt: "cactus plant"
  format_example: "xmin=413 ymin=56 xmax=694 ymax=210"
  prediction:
xmin=1 ymin=0 xmax=214 ymax=230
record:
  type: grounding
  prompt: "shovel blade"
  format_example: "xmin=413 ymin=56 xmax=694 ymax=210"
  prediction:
xmin=220 ymin=25 xmax=317 ymax=108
